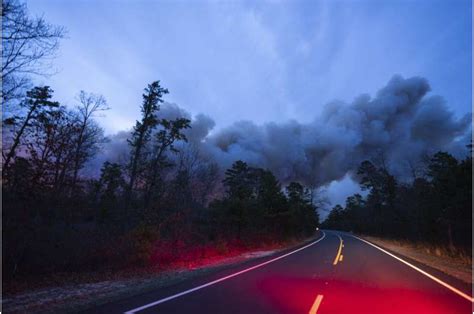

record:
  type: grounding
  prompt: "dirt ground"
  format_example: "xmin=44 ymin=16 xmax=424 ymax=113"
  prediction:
xmin=361 ymin=235 xmax=472 ymax=284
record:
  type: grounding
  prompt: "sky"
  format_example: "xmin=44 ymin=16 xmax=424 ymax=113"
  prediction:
xmin=28 ymin=0 xmax=472 ymax=211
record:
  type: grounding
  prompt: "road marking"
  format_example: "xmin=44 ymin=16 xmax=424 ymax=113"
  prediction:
xmin=124 ymin=232 xmax=327 ymax=313
xmin=333 ymin=234 xmax=343 ymax=265
xmin=308 ymin=294 xmax=324 ymax=314
xmin=352 ymin=235 xmax=474 ymax=303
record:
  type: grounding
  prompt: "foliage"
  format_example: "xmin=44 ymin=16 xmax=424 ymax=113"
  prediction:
xmin=322 ymin=151 xmax=472 ymax=251
xmin=3 ymin=81 xmax=319 ymax=283
xmin=211 ymin=161 xmax=319 ymax=241
xmin=126 ymin=81 xmax=169 ymax=200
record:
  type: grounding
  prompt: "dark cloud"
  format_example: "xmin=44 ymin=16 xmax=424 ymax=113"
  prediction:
xmin=89 ymin=75 xmax=471 ymax=186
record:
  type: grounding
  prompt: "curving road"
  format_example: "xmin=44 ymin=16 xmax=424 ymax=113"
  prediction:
xmin=89 ymin=230 xmax=472 ymax=314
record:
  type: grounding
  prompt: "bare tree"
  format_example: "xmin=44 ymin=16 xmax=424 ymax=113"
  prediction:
xmin=26 ymin=105 xmax=75 ymax=190
xmin=70 ymin=91 xmax=109 ymax=191
xmin=2 ymin=0 xmax=65 ymax=104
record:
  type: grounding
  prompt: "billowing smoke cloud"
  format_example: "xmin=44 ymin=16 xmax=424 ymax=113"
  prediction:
xmin=90 ymin=75 xmax=471 ymax=187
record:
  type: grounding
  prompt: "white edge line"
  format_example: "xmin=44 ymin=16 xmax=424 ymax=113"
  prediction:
xmin=124 ymin=231 xmax=327 ymax=313
xmin=351 ymin=234 xmax=473 ymax=303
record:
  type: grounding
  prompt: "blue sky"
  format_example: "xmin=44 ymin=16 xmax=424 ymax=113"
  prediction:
xmin=29 ymin=0 xmax=471 ymax=135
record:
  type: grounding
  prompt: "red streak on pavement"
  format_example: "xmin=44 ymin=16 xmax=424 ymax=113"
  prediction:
xmin=257 ymin=276 xmax=467 ymax=314
xmin=148 ymin=238 xmax=286 ymax=271
xmin=257 ymin=276 xmax=325 ymax=313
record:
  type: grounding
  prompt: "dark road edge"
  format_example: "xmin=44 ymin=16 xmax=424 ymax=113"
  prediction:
xmin=123 ymin=231 xmax=327 ymax=314
xmin=79 ymin=231 xmax=326 ymax=314
xmin=347 ymin=233 xmax=473 ymax=303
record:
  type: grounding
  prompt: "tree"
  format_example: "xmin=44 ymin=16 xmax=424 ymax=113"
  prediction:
xmin=223 ymin=160 xmax=253 ymax=200
xmin=127 ymin=81 xmax=168 ymax=202
xmin=2 ymin=0 xmax=65 ymax=104
xmin=286 ymin=182 xmax=310 ymax=205
xmin=70 ymin=91 xmax=109 ymax=191
xmin=221 ymin=161 xmax=253 ymax=238
xmin=344 ymin=194 xmax=365 ymax=232
xmin=143 ymin=117 xmax=191 ymax=207
xmin=97 ymin=161 xmax=125 ymax=220
xmin=26 ymin=104 xmax=73 ymax=190
xmin=174 ymin=145 xmax=220 ymax=207
xmin=286 ymin=182 xmax=319 ymax=235
xmin=3 ymin=86 xmax=59 ymax=171
xmin=255 ymin=169 xmax=286 ymax=214
xmin=324 ymin=204 xmax=344 ymax=230
xmin=427 ymin=152 xmax=460 ymax=249
xmin=357 ymin=160 xmax=381 ymax=193
xmin=357 ymin=160 xmax=398 ymax=234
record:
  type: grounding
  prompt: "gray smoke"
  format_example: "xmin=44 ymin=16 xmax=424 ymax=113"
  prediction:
xmin=90 ymin=75 xmax=471 ymax=186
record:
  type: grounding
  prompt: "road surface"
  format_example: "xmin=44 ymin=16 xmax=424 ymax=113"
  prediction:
xmin=89 ymin=230 xmax=472 ymax=313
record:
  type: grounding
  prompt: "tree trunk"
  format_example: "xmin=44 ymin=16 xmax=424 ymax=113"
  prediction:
xmin=3 ymin=104 xmax=36 ymax=170
xmin=71 ymin=121 xmax=86 ymax=194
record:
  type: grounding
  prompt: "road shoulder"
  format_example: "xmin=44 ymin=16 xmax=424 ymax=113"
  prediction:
xmin=358 ymin=235 xmax=471 ymax=285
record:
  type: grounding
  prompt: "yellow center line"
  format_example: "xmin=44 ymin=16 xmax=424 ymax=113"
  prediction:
xmin=308 ymin=294 xmax=324 ymax=314
xmin=333 ymin=235 xmax=343 ymax=265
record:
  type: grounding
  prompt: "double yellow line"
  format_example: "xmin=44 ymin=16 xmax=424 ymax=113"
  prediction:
xmin=307 ymin=233 xmax=345 ymax=314
xmin=333 ymin=234 xmax=344 ymax=265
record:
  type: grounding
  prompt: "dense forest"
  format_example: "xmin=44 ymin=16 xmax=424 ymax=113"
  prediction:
xmin=2 ymin=81 xmax=319 ymax=280
xmin=1 ymin=0 xmax=320 ymax=282
xmin=322 ymin=151 xmax=472 ymax=251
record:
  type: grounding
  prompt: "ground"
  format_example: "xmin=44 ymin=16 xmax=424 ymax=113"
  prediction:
xmin=360 ymin=235 xmax=471 ymax=284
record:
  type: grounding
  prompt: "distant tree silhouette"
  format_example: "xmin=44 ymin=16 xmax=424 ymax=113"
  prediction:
xmin=286 ymin=182 xmax=319 ymax=236
xmin=214 ymin=161 xmax=318 ymax=240
xmin=127 ymin=81 xmax=168 ymax=203
xmin=143 ymin=117 xmax=191 ymax=207
xmin=323 ymin=150 xmax=472 ymax=251
xmin=70 ymin=91 xmax=109 ymax=193
xmin=3 ymin=86 xmax=59 ymax=170
xmin=96 ymin=161 xmax=125 ymax=220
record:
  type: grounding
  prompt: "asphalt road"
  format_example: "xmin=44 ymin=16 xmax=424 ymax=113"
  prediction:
xmin=89 ymin=230 xmax=472 ymax=314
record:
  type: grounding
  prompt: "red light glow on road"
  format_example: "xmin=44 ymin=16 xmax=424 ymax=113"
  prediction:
xmin=257 ymin=276 xmax=466 ymax=314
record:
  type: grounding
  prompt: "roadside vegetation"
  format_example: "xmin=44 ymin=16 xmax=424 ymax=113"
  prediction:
xmin=361 ymin=236 xmax=471 ymax=284
xmin=322 ymin=150 xmax=472 ymax=255
xmin=3 ymin=74 xmax=320 ymax=292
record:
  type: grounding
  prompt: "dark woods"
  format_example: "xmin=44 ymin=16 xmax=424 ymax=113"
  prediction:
xmin=2 ymin=81 xmax=320 ymax=281
xmin=211 ymin=161 xmax=318 ymax=241
xmin=322 ymin=151 xmax=472 ymax=251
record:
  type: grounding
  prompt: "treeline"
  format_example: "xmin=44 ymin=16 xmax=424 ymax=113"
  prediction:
xmin=322 ymin=151 xmax=472 ymax=251
xmin=3 ymin=82 xmax=319 ymax=281
xmin=210 ymin=161 xmax=318 ymax=241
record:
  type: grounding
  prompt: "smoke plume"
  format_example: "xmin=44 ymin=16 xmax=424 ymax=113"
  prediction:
xmin=93 ymin=75 xmax=471 ymax=187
